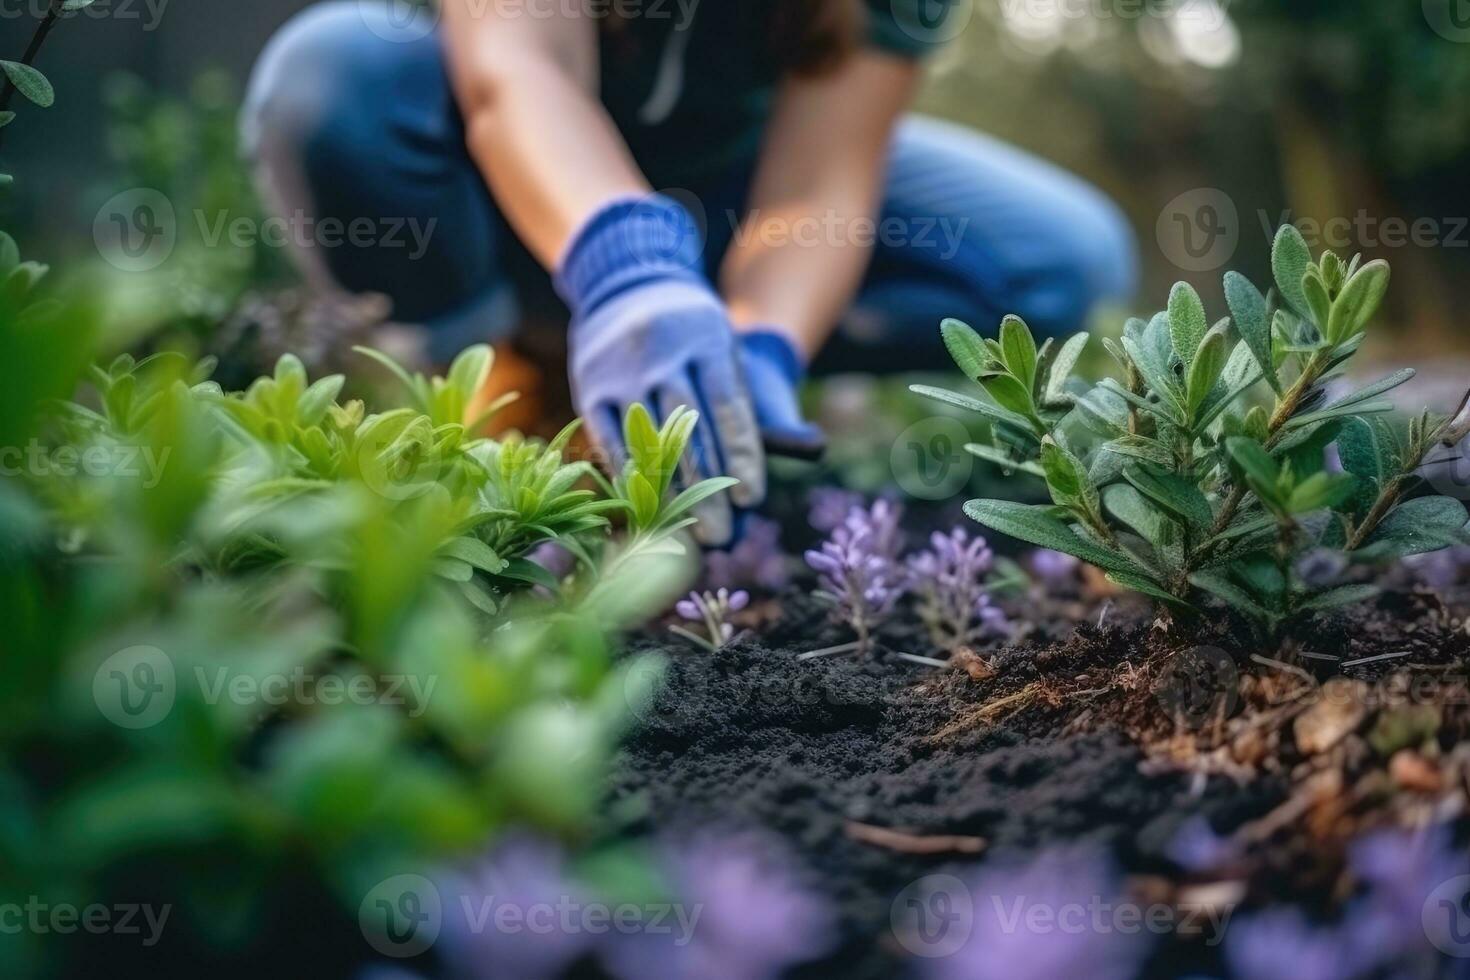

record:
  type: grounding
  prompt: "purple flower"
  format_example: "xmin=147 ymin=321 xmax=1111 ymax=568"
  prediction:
xmin=1029 ymin=548 xmax=1080 ymax=586
xmin=1165 ymin=816 xmax=1238 ymax=873
xmin=1342 ymin=823 xmax=1469 ymax=970
xmin=604 ymin=831 xmax=836 ymax=980
xmin=1294 ymin=548 xmax=1348 ymax=589
xmin=1404 ymin=544 xmax=1470 ymax=589
xmin=702 ymin=515 xmax=790 ymax=593
xmin=919 ymin=844 xmax=1152 ymax=980
xmin=807 ymin=486 xmax=864 ymax=534
xmin=907 ymin=526 xmax=1009 ymax=653
xmin=804 ymin=500 xmax=906 ymax=655
xmin=436 ymin=834 xmax=593 ymax=980
xmin=1225 ymin=907 xmax=1351 ymax=980
xmin=671 ymin=588 xmax=750 ymax=651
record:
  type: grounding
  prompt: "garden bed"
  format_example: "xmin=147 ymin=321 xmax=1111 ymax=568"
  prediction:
xmin=610 ymin=534 xmax=1470 ymax=979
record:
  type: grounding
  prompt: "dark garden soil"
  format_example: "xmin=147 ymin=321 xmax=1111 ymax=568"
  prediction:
xmin=608 ymin=574 xmax=1470 ymax=978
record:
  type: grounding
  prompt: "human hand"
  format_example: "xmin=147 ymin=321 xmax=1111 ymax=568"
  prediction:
xmin=557 ymin=196 xmax=765 ymax=545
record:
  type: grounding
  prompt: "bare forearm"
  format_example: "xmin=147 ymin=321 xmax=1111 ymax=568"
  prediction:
xmin=721 ymin=192 xmax=880 ymax=358
xmin=720 ymin=53 xmax=918 ymax=358
xmin=441 ymin=9 xmax=648 ymax=268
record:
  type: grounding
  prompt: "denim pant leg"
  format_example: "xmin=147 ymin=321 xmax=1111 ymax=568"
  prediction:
xmin=241 ymin=1 xmax=529 ymax=362
xmin=819 ymin=116 xmax=1139 ymax=374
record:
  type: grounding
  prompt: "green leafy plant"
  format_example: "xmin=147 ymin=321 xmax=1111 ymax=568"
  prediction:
xmin=1 ymin=277 xmax=721 ymax=972
xmin=918 ymin=225 xmax=1470 ymax=634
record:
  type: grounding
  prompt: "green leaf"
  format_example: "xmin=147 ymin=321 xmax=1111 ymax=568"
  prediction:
xmin=1186 ymin=321 xmax=1230 ymax=419
xmin=1104 ymin=484 xmax=1178 ymax=556
xmin=1223 ymin=271 xmax=1278 ymax=393
xmin=659 ymin=476 xmax=739 ymax=525
xmin=1107 ymin=570 xmax=1193 ymax=609
xmin=963 ymin=499 xmax=1143 ymax=575
xmin=908 ymin=384 xmax=1036 ymax=437
xmin=1288 ymin=472 xmax=1356 ymax=513
xmin=1327 ymin=260 xmax=1390 ymax=344
xmin=626 ymin=471 xmax=660 ymax=527
xmin=0 ymin=62 xmax=53 ymax=109
xmin=1040 ymin=437 xmax=1098 ymax=517
xmin=1103 ymin=434 xmax=1174 ymax=468
xmin=0 ymin=111 xmax=13 ymax=129
xmin=1043 ymin=333 xmax=1089 ymax=407
xmin=447 ymin=344 xmax=492 ymax=399
xmin=354 ymin=346 xmax=424 ymax=407
xmin=1271 ymin=225 xmax=1312 ymax=320
xmin=1283 ymin=399 xmax=1396 ymax=432
xmin=1353 ymin=496 xmax=1469 ymax=561
xmin=1189 ymin=569 xmax=1276 ymax=623
xmin=1123 ymin=465 xmax=1214 ymax=532
xmin=1225 ymin=437 xmax=1280 ymax=499
xmin=1168 ymin=282 xmax=1208 ymax=367
xmin=497 ymin=556 xmax=564 ymax=591
xmin=964 ymin=443 xmax=1047 ymax=478
xmin=623 ymin=404 xmax=662 ymax=474
xmin=1299 ymin=584 xmax=1379 ymax=612
xmin=1335 ymin=417 xmax=1383 ymax=512
xmin=940 ymin=318 xmax=991 ymax=380
xmin=1301 ymin=269 xmax=1332 ymax=331
xmin=438 ymin=536 xmax=507 ymax=574
xmin=983 ymin=373 xmax=1037 ymax=422
xmin=999 ymin=315 xmax=1038 ymax=389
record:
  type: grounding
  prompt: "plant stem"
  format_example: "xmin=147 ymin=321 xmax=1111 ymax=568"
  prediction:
xmin=0 ymin=0 xmax=62 ymax=154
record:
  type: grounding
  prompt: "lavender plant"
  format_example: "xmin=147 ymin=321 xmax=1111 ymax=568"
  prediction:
xmin=802 ymin=499 xmax=904 ymax=658
xmin=917 ymin=225 xmax=1470 ymax=634
xmin=906 ymin=527 xmax=1010 ymax=654
xmin=670 ymin=587 xmax=750 ymax=652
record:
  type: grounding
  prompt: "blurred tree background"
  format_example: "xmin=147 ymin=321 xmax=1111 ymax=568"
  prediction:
xmin=2 ymin=0 xmax=1468 ymax=360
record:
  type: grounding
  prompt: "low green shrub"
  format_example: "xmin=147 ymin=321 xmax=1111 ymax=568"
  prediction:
xmin=918 ymin=225 xmax=1470 ymax=634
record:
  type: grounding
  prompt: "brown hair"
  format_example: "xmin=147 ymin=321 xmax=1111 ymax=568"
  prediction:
xmin=771 ymin=0 xmax=863 ymax=76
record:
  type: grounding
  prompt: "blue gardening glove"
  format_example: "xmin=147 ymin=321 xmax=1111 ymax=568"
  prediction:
xmin=738 ymin=330 xmax=826 ymax=461
xmin=556 ymin=195 xmax=765 ymax=546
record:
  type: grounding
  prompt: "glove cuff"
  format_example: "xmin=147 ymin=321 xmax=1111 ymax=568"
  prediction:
xmin=740 ymin=329 xmax=807 ymax=384
xmin=554 ymin=195 xmax=706 ymax=315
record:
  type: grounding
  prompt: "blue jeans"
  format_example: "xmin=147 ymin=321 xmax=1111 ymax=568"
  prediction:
xmin=242 ymin=2 xmax=1137 ymax=369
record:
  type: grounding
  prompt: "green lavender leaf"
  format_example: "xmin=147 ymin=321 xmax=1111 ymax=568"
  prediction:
xmin=1271 ymin=225 xmax=1312 ymax=320
xmin=1168 ymin=282 xmax=1208 ymax=366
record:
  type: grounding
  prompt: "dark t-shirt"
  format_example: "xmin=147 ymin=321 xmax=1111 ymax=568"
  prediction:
xmin=597 ymin=0 xmax=961 ymax=185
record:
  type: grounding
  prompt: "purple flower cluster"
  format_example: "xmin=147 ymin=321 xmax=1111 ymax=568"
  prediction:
xmin=918 ymin=844 xmax=1153 ymax=980
xmin=907 ymin=527 xmax=1010 ymax=652
xmin=433 ymin=830 xmax=835 ymax=980
xmin=807 ymin=486 xmax=865 ymax=534
xmin=1030 ymin=548 xmax=1080 ymax=586
xmin=605 ymin=831 xmax=837 ymax=980
xmin=1404 ymin=544 xmax=1470 ymax=589
xmin=804 ymin=499 xmax=905 ymax=654
xmin=671 ymin=588 xmax=750 ymax=652
xmin=1225 ymin=821 xmax=1470 ymax=980
xmin=702 ymin=514 xmax=790 ymax=593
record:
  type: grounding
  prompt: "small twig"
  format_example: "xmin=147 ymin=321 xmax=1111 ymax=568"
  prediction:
xmin=1340 ymin=650 xmax=1412 ymax=669
xmin=797 ymin=640 xmax=862 ymax=661
xmin=845 ymin=821 xmax=986 ymax=855
xmin=894 ymin=652 xmax=950 ymax=669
